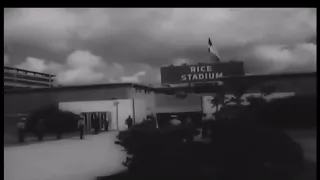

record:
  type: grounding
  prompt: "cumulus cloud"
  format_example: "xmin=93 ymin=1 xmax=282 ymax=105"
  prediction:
xmin=15 ymin=57 xmax=48 ymax=72
xmin=120 ymin=71 xmax=146 ymax=83
xmin=4 ymin=8 xmax=317 ymax=85
xmin=252 ymin=43 xmax=317 ymax=73
xmin=65 ymin=50 xmax=104 ymax=69
xmin=56 ymin=68 xmax=105 ymax=85
xmin=13 ymin=50 xmax=134 ymax=85
xmin=172 ymin=58 xmax=194 ymax=66
xmin=55 ymin=50 xmax=110 ymax=85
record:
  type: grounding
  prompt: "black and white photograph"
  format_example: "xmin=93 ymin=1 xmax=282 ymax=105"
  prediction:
xmin=4 ymin=8 xmax=317 ymax=180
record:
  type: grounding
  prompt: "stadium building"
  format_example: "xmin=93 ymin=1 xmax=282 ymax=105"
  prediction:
xmin=4 ymin=66 xmax=55 ymax=90
xmin=4 ymin=65 xmax=316 ymax=133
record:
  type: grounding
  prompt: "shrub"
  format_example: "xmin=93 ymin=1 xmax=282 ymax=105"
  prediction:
xmin=112 ymin=113 xmax=305 ymax=179
xmin=109 ymin=94 xmax=309 ymax=179
xmin=115 ymin=121 xmax=199 ymax=176
xmin=26 ymin=104 xmax=80 ymax=134
xmin=260 ymin=96 xmax=316 ymax=129
xmin=218 ymin=95 xmax=317 ymax=129
xmin=209 ymin=120 xmax=305 ymax=180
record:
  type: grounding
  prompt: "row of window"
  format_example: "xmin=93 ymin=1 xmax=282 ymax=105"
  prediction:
xmin=4 ymin=67 xmax=54 ymax=78
xmin=4 ymin=73 xmax=54 ymax=84
xmin=4 ymin=77 xmax=53 ymax=87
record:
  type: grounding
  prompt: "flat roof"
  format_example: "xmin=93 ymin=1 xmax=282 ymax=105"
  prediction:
xmin=4 ymin=66 xmax=55 ymax=77
xmin=4 ymin=83 xmax=154 ymax=94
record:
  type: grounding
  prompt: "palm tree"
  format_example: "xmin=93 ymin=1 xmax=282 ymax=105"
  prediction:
xmin=225 ymin=82 xmax=248 ymax=106
xmin=209 ymin=84 xmax=227 ymax=112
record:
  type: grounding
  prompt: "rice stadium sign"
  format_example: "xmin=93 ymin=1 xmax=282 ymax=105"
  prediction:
xmin=160 ymin=62 xmax=245 ymax=84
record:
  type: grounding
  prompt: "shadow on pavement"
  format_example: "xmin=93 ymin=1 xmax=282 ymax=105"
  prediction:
xmin=4 ymin=132 xmax=83 ymax=147
xmin=96 ymin=159 xmax=317 ymax=180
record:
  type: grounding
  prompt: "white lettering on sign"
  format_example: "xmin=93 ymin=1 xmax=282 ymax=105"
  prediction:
xmin=190 ymin=67 xmax=196 ymax=73
xmin=216 ymin=72 xmax=223 ymax=78
xmin=181 ymin=75 xmax=187 ymax=81
xmin=181 ymin=72 xmax=224 ymax=81
xmin=190 ymin=66 xmax=213 ymax=73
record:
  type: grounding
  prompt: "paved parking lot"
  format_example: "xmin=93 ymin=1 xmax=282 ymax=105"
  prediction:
xmin=4 ymin=132 xmax=126 ymax=180
xmin=4 ymin=129 xmax=316 ymax=180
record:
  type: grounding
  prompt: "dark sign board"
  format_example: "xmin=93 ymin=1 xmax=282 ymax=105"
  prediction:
xmin=160 ymin=62 xmax=245 ymax=84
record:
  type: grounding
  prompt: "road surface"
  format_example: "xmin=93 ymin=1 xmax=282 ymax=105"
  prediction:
xmin=4 ymin=129 xmax=316 ymax=180
xmin=4 ymin=132 xmax=126 ymax=180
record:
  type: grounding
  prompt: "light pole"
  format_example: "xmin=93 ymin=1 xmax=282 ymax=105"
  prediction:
xmin=113 ymin=101 xmax=119 ymax=130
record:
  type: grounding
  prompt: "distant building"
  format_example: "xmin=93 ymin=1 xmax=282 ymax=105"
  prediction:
xmin=4 ymin=66 xmax=55 ymax=90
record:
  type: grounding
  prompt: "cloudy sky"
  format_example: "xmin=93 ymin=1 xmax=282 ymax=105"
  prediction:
xmin=4 ymin=8 xmax=317 ymax=85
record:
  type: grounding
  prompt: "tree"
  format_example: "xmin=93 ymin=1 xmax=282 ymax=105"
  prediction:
xmin=26 ymin=104 xmax=79 ymax=134
xmin=209 ymin=82 xmax=249 ymax=115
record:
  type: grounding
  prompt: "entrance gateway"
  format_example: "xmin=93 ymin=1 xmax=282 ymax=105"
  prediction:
xmin=80 ymin=111 xmax=111 ymax=132
xmin=158 ymin=61 xmax=245 ymax=124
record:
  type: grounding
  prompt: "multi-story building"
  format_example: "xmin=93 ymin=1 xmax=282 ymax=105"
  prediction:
xmin=4 ymin=66 xmax=55 ymax=90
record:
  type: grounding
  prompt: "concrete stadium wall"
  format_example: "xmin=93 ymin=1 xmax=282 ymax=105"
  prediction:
xmin=52 ymin=87 xmax=129 ymax=103
xmin=133 ymin=99 xmax=147 ymax=124
xmin=128 ymin=88 xmax=156 ymax=123
xmin=4 ymin=87 xmax=129 ymax=116
xmin=248 ymin=75 xmax=316 ymax=96
xmin=155 ymin=94 xmax=203 ymax=113
xmin=4 ymin=74 xmax=316 ymax=119
xmin=4 ymin=86 xmax=131 ymax=143
xmin=4 ymin=91 xmax=54 ymax=115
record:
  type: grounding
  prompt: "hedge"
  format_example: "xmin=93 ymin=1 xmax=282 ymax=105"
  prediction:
xmin=26 ymin=104 xmax=80 ymax=134
xmin=110 ymin=117 xmax=305 ymax=179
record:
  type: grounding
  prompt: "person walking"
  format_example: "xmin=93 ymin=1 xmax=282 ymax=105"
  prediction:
xmin=104 ymin=119 xmax=109 ymax=132
xmin=56 ymin=119 xmax=63 ymax=140
xmin=185 ymin=116 xmax=195 ymax=144
xmin=93 ymin=116 xmax=100 ymax=134
xmin=36 ymin=119 xmax=45 ymax=141
xmin=125 ymin=115 xmax=133 ymax=129
xmin=17 ymin=117 xmax=27 ymax=143
xmin=201 ymin=113 xmax=209 ymax=138
xmin=78 ymin=118 xmax=85 ymax=139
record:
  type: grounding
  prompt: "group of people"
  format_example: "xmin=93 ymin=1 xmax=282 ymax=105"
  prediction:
xmin=17 ymin=113 xmax=214 ymax=143
xmin=16 ymin=116 xmax=106 ymax=143
xmin=16 ymin=117 xmax=27 ymax=143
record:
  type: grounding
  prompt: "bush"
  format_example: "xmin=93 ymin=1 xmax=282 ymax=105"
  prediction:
xmin=218 ymin=96 xmax=317 ymax=129
xmin=26 ymin=104 xmax=80 ymax=134
xmin=115 ymin=121 xmax=199 ymax=176
xmin=111 ymin=114 xmax=305 ymax=179
xmin=107 ymin=95 xmax=310 ymax=179
xmin=260 ymin=96 xmax=316 ymax=129
xmin=208 ymin=120 xmax=305 ymax=180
